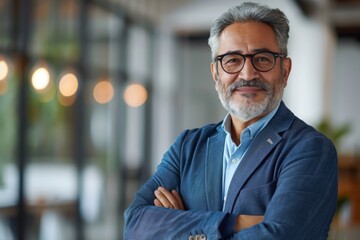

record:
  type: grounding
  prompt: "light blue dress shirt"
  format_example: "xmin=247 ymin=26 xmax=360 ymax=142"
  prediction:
xmin=221 ymin=105 xmax=280 ymax=208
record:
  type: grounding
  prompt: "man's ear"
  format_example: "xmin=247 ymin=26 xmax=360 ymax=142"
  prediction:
xmin=211 ymin=62 xmax=218 ymax=82
xmin=282 ymin=58 xmax=292 ymax=87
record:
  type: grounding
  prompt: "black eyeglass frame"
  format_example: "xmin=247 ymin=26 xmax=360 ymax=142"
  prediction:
xmin=215 ymin=51 xmax=285 ymax=74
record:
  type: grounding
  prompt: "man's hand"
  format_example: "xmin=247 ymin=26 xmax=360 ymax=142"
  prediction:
xmin=235 ymin=215 xmax=264 ymax=232
xmin=154 ymin=187 xmax=185 ymax=210
xmin=154 ymin=187 xmax=262 ymax=232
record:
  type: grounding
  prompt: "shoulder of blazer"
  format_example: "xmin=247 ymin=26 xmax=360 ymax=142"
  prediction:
xmin=268 ymin=101 xmax=296 ymax=134
xmin=270 ymin=101 xmax=328 ymax=141
xmin=180 ymin=121 xmax=224 ymax=141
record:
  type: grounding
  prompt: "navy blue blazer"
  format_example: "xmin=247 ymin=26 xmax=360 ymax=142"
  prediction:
xmin=124 ymin=102 xmax=338 ymax=240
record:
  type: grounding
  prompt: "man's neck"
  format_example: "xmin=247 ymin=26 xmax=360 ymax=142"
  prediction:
xmin=229 ymin=113 xmax=266 ymax=145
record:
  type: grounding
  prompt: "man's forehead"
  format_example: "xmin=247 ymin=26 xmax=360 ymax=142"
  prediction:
xmin=218 ymin=22 xmax=279 ymax=54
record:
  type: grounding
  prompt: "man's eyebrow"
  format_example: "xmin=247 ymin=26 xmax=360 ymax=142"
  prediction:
xmin=252 ymin=48 xmax=272 ymax=53
xmin=223 ymin=50 xmax=242 ymax=55
xmin=219 ymin=48 xmax=273 ymax=55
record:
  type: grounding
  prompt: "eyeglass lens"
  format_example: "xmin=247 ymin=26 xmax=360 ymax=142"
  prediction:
xmin=220 ymin=52 xmax=276 ymax=73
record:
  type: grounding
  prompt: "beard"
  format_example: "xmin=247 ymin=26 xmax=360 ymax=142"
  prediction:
xmin=216 ymin=77 xmax=283 ymax=122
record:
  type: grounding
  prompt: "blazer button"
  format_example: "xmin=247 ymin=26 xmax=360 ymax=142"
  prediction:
xmin=195 ymin=234 xmax=207 ymax=240
xmin=199 ymin=234 xmax=207 ymax=240
xmin=188 ymin=236 xmax=195 ymax=240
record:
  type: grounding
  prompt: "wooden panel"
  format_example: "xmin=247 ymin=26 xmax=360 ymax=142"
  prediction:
xmin=338 ymin=155 xmax=360 ymax=225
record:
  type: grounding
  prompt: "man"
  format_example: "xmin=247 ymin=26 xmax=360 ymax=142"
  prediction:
xmin=124 ymin=2 xmax=338 ymax=239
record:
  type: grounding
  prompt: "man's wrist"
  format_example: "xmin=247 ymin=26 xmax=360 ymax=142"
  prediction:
xmin=235 ymin=215 xmax=264 ymax=232
xmin=219 ymin=213 xmax=237 ymax=238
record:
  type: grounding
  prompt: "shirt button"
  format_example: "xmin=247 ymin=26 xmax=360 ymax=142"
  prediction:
xmin=232 ymin=158 xmax=238 ymax=164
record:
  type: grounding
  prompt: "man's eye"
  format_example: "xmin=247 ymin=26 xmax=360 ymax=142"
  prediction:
xmin=255 ymin=56 xmax=271 ymax=62
xmin=254 ymin=53 xmax=274 ymax=63
xmin=224 ymin=57 xmax=241 ymax=64
xmin=228 ymin=58 xmax=239 ymax=63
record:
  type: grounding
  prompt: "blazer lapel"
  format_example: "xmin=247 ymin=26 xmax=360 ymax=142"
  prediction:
xmin=223 ymin=102 xmax=294 ymax=213
xmin=223 ymin=128 xmax=281 ymax=212
xmin=205 ymin=129 xmax=226 ymax=211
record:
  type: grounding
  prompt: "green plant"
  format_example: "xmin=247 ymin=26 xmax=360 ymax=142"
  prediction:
xmin=316 ymin=118 xmax=351 ymax=150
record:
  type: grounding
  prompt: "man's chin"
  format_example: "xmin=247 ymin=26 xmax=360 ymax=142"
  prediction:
xmin=230 ymin=91 xmax=266 ymax=102
xmin=230 ymin=96 xmax=264 ymax=107
xmin=228 ymin=100 xmax=269 ymax=120
xmin=238 ymin=92 xmax=258 ymax=99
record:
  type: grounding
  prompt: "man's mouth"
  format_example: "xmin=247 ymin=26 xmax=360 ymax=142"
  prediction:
xmin=233 ymin=86 xmax=264 ymax=93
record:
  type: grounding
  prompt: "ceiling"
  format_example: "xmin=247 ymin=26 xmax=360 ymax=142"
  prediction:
xmin=295 ymin=0 xmax=360 ymax=40
xmin=113 ymin=0 xmax=360 ymax=40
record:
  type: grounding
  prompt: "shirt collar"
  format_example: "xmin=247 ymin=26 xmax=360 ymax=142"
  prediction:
xmin=221 ymin=104 xmax=280 ymax=140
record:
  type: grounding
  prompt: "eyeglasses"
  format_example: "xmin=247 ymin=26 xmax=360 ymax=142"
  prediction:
xmin=215 ymin=51 xmax=285 ymax=74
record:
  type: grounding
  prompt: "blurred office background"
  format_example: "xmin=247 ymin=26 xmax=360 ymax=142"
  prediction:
xmin=0 ymin=0 xmax=360 ymax=239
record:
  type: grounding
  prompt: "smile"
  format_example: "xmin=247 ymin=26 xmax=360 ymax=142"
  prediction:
xmin=234 ymin=86 xmax=264 ymax=93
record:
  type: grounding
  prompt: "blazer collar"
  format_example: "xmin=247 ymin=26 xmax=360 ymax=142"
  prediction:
xmin=223 ymin=101 xmax=294 ymax=212
xmin=269 ymin=101 xmax=295 ymax=134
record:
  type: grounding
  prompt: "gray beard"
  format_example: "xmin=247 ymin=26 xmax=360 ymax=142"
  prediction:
xmin=216 ymin=79 xmax=282 ymax=122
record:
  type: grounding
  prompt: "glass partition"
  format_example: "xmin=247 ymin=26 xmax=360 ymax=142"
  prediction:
xmin=0 ymin=0 xmax=153 ymax=239
xmin=0 ymin=1 xmax=18 ymax=240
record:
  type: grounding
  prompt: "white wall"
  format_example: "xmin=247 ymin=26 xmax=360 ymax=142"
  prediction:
xmin=284 ymin=10 xmax=333 ymax=125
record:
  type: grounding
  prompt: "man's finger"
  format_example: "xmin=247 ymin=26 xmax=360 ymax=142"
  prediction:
xmin=154 ymin=189 xmax=172 ymax=208
xmin=157 ymin=187 xmax=179 ymax=208
xmin=172 ymin=190 xmax=185 ymax=210
xmin=154 ymin=198 xmax=164 ymax=207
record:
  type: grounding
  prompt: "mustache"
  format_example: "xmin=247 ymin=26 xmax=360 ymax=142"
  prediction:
xmin=229 ymin=79 xmax=270 ymax=92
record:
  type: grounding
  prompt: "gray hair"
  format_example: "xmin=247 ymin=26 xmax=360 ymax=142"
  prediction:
xmin=208 ymin=2 xmax=290 ymax=62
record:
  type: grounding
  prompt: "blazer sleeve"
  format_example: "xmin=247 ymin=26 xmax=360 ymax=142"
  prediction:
xmin=231 ymin=132 xmax=338 ymax=240
xmin=123 ymin=130 xmax=230 ymax=240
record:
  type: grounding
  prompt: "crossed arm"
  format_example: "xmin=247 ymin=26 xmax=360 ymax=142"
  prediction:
xmin=154 ymin=186 xmax=264 ymax=232
xmin=124 ymin=127 xmax=338 ymax=239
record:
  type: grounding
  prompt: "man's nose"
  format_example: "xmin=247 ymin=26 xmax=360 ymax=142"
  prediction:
xmin=237 ymin=58 xmax=259 ymax=80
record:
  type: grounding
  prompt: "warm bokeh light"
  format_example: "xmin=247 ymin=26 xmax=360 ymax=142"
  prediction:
xmin=93 ymin=80 xmax=114 ymax=104
xmin=59 ymin=73 xmax=78 ymax=97
xmin=31 ymin=67 xmax=50 ymax=91
xmin=123 ymin=83 xmax=148 ymax=107
xmin=0 ymin=59 xmax=9 ymax=81
xmin=58 ymin=93 xmax=76 ymax=107
xmin=0 ymin=78 xmax=7 ymax=95
xmin=38 ymin=79 xmax=56 ymax=102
